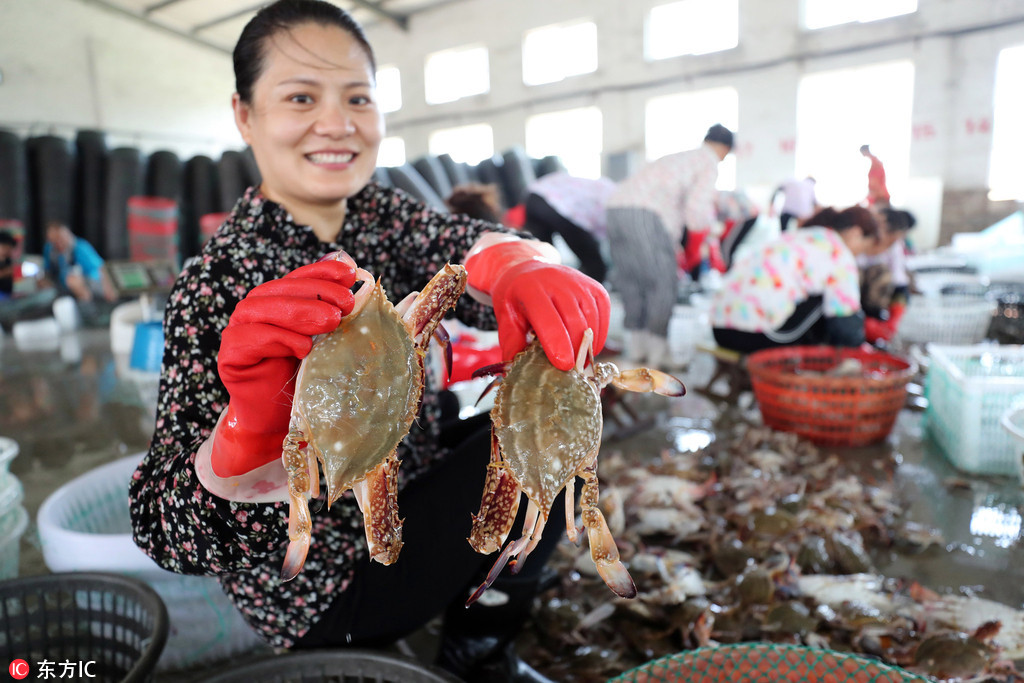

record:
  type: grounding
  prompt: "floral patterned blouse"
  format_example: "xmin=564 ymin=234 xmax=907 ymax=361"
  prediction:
xmin=129 ymin=183 xmax=512 ymax=648
xmin=709 ymin=227 xmax=862 ymax=332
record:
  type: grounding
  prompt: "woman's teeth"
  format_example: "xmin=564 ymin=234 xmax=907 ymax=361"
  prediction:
xmin=308 ymin=152 xmax=354 ymax=164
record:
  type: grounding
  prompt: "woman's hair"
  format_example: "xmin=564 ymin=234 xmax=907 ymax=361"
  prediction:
xmin=445 ymin=183 xmax=503 ymax=223
xmin=881 ymin=207 xmax=916 ymax=233
xmin=234 ymin=0 xmax=376 ymax=104
xmin=804 ymin=206 xmax=880 ymax=241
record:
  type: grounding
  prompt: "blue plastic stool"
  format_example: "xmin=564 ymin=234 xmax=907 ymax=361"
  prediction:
xmin=130 ymin=321 xmax=164 ymax=372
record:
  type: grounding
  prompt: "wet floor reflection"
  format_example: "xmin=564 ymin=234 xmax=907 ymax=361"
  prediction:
xmin=1 ymin=327 xmax=155 ymax=577
xmin=3 ymin=326 xmax=1024 ymax=675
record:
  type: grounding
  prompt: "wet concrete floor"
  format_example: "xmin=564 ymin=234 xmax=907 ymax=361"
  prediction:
xmin=2 ymin=324 xmax=1023 ymax=678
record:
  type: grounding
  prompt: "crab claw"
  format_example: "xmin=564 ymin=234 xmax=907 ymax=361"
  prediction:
xmin=586 ymin=508 xmax=637 ymax=599
xmin=612 ymin=368 xmax=686 ymax=397
xmin=281 ymin=491 xmax=312 ymax=582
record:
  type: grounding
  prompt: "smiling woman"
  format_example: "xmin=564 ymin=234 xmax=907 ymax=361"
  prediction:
xmin=125 ymin=1 xmax=610 ymax=680
xmin=231 ymin=10 xmax=383 ymax=240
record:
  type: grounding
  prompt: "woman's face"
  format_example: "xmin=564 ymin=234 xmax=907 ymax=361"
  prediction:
xmin=233 ymin=22 xmax=383 ymax=213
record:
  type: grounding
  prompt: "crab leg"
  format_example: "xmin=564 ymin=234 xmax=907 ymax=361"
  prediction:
xmin=351 ymin=451 xmax=404 ymax=565
xmin=564 ymin=477 xmax=583 ymax=544
xmin=468 ymin=429 xmax=522 ymax=554
xmin=580 ymin=453 xmax=637 ymax=599
xmin=510 ymin=501 xmax=547 ymax=574
xmin=281 ymin=425 xmax=314 ymax=581
xmin=466 ymin=534 xmax=533 ymax=606
xmin=467 ymin=502 xmax=542 ymax=606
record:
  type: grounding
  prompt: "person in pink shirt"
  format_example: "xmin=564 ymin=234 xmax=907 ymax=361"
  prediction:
xmin=710 ymin=206 xmax=881 ymax=353
xmin=523 ymin=172 xmax=617 ymax=283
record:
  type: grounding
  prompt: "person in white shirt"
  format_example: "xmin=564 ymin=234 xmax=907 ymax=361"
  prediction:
xmin=605 ymin=124 xmax=733 ymax=367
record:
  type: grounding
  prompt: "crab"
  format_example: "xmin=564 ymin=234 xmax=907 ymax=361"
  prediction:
xmin=466 ymin=329 xmax=686 ymax=604
xmin=279 ymin=253 xmax=467 ymax=580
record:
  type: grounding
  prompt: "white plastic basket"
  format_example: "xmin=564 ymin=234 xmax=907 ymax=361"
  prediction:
xmin=37 ymin=454 xmax=265 ymax=670
xmin=0 ymin=469 xmax=24 ymax=517
xmin=0 ymin=436 xmax=18 ymax=471
xmin=897 ymin=295 xmax=996 ymax=346
xmin=925 ymin=345 xmax=1024 ymax=476
xmin=1003 ymin=406 xmax=1024 ymax=487
xmin=0 ymin=505 xmax=28 ymax=580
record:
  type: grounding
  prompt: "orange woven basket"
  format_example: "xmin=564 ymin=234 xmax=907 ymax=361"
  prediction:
xmin=746 ymin=346 xmax=917 ymax=447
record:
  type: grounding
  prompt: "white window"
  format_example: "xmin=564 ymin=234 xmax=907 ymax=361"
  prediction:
xmin=429 ymin=124 xmax=495 ymax=164
xmin=375 ymin=66 xmax=402 ymax=114
xmin=523 ymin=20 xmax=598 ymax=86
xmin=645 ymin=87 xmax=738 ymax=191
xmin=424 ymin=45 xmax=489 ymax=105
xmin=803 ymin=0 xmax=917 ymax=30
xmin=377 ymin=137 xmax=406 ymax=167
xmin=989 ymin=45 xmax=1024 ymax=201
xmin=795 ymin=60 xmax=914 ymax=207
xmin=645 ymin=0 xmax=738 ymax=61
xmin=525 ymin=107 xmax=603 ymax=179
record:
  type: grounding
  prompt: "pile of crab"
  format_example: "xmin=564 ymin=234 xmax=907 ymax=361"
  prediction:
xmin=520 ymin=425 xmax=1024 ymax=682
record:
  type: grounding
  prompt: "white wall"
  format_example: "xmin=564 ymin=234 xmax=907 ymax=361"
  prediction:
xmin=365 ymin=0 xmax=1024 ymax=246
xmin=2 ymin=0 xmax=1022 ymax=243
xmin=1 ymin=0 xmax=241 ymax=158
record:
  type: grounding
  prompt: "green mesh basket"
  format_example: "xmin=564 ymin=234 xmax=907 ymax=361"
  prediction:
xmin=607 ymin=643 xmax=928 ymax=683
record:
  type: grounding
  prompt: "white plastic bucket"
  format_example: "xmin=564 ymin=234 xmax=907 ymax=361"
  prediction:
xmin=52 ymin=295 xmax=80 ymax=331
xmin=36 ymin=454 xmax=265 ymax=670
xmin=668 ymin=304 xmax=713 ymax=367
xmin=110 ymin=299 xmax=145 ymax=355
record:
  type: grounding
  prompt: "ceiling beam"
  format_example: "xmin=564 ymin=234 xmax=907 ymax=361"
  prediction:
xmin=191 ymin=3 xmax=265 ymax=33
xmin=143 ymin=0 xmax=188 ymax=15
xmin=78 ymin=0 xmax=231 ymax=54
xmin=346 ymin=0 xmax=409 ymax=31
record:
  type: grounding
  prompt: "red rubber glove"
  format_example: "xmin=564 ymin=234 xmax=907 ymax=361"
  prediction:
xmin=864 ymin=302 xmax=907 ymax=343
xmin=466 ymin=240 xmax=609 ymax=371
xmin=212 ymin=259 xmax=356 ymax=477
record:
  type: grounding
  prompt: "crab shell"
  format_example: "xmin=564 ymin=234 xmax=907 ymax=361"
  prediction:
xmin=280 ymin=262 xmax=467 ymax=579
xmin=491 ymin=343 xmax=602 ymax=516
xmin=295 ymin=282 xmax=416 ymax=503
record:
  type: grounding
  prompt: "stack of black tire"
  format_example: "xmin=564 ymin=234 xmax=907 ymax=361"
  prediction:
xmin=0 ymin=128 xmax=262 ymax=262
xmin=0 ymin=128 xmax=566 ymax=262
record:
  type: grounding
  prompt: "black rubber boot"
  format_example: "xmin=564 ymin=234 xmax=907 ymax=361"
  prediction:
xmin=435 ymin=571 xmax=556 ymax=683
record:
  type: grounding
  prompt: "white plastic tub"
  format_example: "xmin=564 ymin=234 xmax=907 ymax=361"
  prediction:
xmin=12 ymin=317 xmax=60 ymax=352
xmin=37 ymin=454 xmax=265 ymax=670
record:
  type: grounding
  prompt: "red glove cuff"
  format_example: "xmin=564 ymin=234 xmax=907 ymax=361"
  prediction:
xmin=864 ymin=316 xmax=893 ymax=343
xmin=210 ymin=403 xmax=289 ymax=478
xmin=465 ymin=240 xmax=556 ymax=296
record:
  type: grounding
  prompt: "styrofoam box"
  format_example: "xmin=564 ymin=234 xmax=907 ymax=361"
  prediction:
xmin=925 ymin=345 xmax=1024 ymax=476
xmin=37 ymin=454 xmax=265 ymax=670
